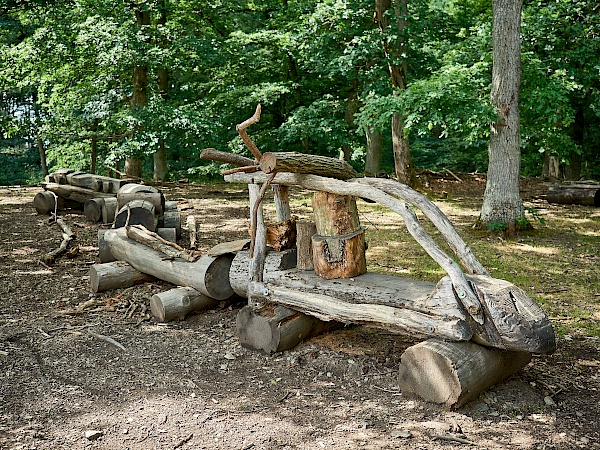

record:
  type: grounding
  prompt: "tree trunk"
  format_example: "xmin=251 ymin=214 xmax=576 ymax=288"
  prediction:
xmin=375 ymin=0 xmax=415 ymax=186
xmin=364 ymin=127 xmax=382 ymax=177
xmin=125 ymin=7 xmax=150 ymax=179
xmin=153 ymin=0 xmax=169 ymax=181
xmin=90 ymin=119 xmax=98 ymax=174
xmin=480 ymin=0 xmax=524 ymax=226
xmin=37 ymin=137 xmax=48 ymax=177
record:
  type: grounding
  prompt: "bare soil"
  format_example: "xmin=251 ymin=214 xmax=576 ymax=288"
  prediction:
xmin=0 ymin=177 xmax=598 ymax=450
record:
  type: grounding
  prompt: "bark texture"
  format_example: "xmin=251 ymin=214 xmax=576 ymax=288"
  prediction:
xmin=480 ymin=0 xmax=525 ymax=225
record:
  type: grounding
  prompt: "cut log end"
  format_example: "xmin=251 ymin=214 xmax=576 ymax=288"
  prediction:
xmin=150 ymin=287 xmax=217 ymax=322
xmin=398 ymin=339 xmax=532 ymax=408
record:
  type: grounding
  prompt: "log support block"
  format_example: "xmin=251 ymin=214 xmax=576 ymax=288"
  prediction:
xmin=151 ymin=287 xmax=217 ymax=322
xmin=236 ymin=305 xmax=340 ymax=354
xmin=89 ymin=261 xmax=155 ymax=293
xmin=398 ymin=339 xmax=532 ymax=408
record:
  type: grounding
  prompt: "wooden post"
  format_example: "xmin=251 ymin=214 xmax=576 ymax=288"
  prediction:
xmin=160 ymin=201 xmax=181 ymax=237
xmin=89 ymin=261 xmax=155 ymax=293
xmin=273 ymin=185 xmax=291 ymax=221
xmin=150 ymin=287 xmax=217 ymax=322
xmin=248 ymin=183 xmax=267 ymax=307
xmin=296 ymin=221 xmax=317 ymax=270
xmin=186 ymin=215 xmax=197 ymax=249
xmin=84 ymin=198 xmax=104 ymax=223
xmin=398 ymin=339 xmax=532 ymax=408
xmin=311 ymin=191 xmax=366 ymax=279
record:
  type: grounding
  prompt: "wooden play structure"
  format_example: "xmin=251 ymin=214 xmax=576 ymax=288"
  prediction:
xmin=36 ymin=107 xmax=557 ymax=408
xmin=205 ymin=105 xmax=556 ymax=407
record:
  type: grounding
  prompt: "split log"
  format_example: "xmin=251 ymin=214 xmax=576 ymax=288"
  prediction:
xmin=311 ymin=191 xmax=366 ymax=279
xmin=97 ymin=230 xmax=116 ymax=263
xmin=312 ymin=229 xmax=366 ymax=279
xmin=237 ymin=304 xmax=340 ymax=354
xmin=34 ymin=191 xmax=79 ymax=215
xmin=117 ymin=191 xmax=165 ymax=214
xmin=104 ymin=228 xmax=234 ymax=300
xmin=208 ymin=239 xmax=251 ymax=256
xmin=265 ymin=217 xmax=296 ymax=252
xmin=125 ymin=224 xmax=199 ymax=262
xmin=296 ymin=221 xmax=317 ymax=270
xmin=84 ymin=198 xmax=104 ymax=223
xmin=42 ymin=182 xmax=116 ymax=204
xmin=89 ymin=261 xmax=155 ymax=293
xmin=66 ymin=172 xmax=126 ymax=193
xmin=259 ymin=152 xmax=358 ymax=180
xmin=113 ymin=200 xmax=158 ymax=231
xmin=186 ymin=215 xmax=197 ymax=249
xmin=229 ymin=250 xmax=297 ymax=297
xmin=102 ymin=197 xmax=117 ymax=224
xmin=397 ymin=339 xmax=532 ymax=408
xmin=200 ymin=147 xmax=255 ymax=167
xmin=247 ymin=281 xmax=472 ymax=342
xmin=150 ymin=287 xmax=217 ymax=322
xmin=547 ymin=185 xmax=600 ymax=206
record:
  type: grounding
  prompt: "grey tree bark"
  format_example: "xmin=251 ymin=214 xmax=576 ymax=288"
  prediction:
xmin=480 ymin=0 xmax=524 ymax=226
xmin=364 ymin=127 xmax=382 ymax=176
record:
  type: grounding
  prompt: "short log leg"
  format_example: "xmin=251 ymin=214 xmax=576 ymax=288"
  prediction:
xmin=84 ymin=198 xmax=104 ymax=222
xmin=98 ymin=230 xmax=116 ymax=263
xmin=161 ymin=201 xmax=181 ymax=237
xmin=102 ymin=197 xmax=118 ymax=224
xmin=397 ymin=339 xmax=532 ymax=408
xmin=150 ymin=287 xmax=217 ymax=322
xmin=89 ymin=261 xmax=155 ymax=293
xmin=296 ymin=220 xmax=317 ymax=270
xmin=156 ymin=227 xmax=177 ymax=243
xmin=236 ymin=305 xmax=340 ymax=354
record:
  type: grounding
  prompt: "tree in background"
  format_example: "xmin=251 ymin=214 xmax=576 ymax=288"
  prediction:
xmin=480 ymin=0 xmax=524 ymax=228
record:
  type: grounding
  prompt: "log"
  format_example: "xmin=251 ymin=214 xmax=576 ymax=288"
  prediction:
xmin=398 ymin=339 xmax=532 ymax=408
xmin=296 ymin=221 xmax=317 ymax=270
xmin=311 ymin=228 xmax=367 ymax=279
xmin=66 ymin=172 xmax=126 ymax=193
xmin=42 ymin=182 xmax=116 ymax=204
xmin=102 ymin=197 xmax=117 ymax=224
xmin=48 ymin=168 xmax=75 ymax=184
xmin=150 ymin=287 xmax=217 ymax=322
xmin=273 ymin=185 xmax=291 ymax=221
xmin=265 ymin=217 xmax=296 ymax=252
xmin=125 ymin=224 xmax=198 ymax=262
xmin=104 ymin=228 xmax=234 ymax=300
xmin=156 ymin=227 xmax=177 ymax=243
xmin=236 ymin=304 xmax=340 ymax=354
xmin=118 ymin=183 xmax=160 ymax=195
xmin=97 ymin=230 xmax=116 ymax=263
xmin=89 ymin=261 xmax=155 ymax=293
xmin=113 ymin=200 xmax=158 ymax=231
xmin=33 ymin=191 xmax=79 ymax=215
xmin=312 ymin=191 xmax=360 ymax=235
xmin=186 ymin=215 xmax=197 ymax=249
xmin=229 ymin=250 xmax=297 ymax=297
xmin=259 ymin=152 xmax=359 ymax=180
xmin=311 ymin=191 xmax=366 ymax=279
xmin=200 ymin=147 xmax=255 ymax=167
xmin=84 ymin=198 xmax=104 ymax=223
xmin=117 ymin=191 xmax=165 ymax=214
xmin=160 ymin=201 xmax=181 ymax=237
xmin=247 ymin=281 xmax=472 ymax=342
xmin=547 ymin=185 xmax=600 ymax=206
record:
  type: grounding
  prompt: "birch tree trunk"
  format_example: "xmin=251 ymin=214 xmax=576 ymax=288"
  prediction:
xmin=480 ymin=0 xmax=524 ymax=227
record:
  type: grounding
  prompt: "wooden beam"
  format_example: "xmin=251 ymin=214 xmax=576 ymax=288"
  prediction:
xmin=259 ymin=152 xmax=358 ymax=180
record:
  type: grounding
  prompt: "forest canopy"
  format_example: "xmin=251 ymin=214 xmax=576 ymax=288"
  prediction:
xmin=1 ymin=0 xmax=599 ymax=185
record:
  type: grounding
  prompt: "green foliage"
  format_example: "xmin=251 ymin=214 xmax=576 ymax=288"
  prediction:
xmin=486 ymin=220 xmax=509 ymax=232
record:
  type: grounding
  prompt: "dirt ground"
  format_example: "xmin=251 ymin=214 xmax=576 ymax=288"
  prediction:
xmin=0 ymin=176 xmax=598 ymax=450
